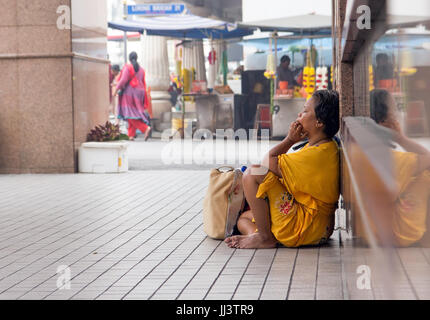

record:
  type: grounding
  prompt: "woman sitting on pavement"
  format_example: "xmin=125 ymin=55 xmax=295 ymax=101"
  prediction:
xmin=225 ymin=90 xmax=340 ymax=249
xmin=370 ymin=89 xmax=430 ymax=246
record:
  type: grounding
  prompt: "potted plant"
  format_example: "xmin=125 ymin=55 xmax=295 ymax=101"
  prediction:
xmin=79 ymin=122 xmax=130 ymax=173
xmin=86 ymin=121 xmax=129 ymax=142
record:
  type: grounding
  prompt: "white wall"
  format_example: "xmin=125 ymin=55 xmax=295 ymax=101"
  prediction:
xmin=387 ymin=0 xmax=430 ymax=18
xmin=242 ymin=0 xmax=332 ymax=22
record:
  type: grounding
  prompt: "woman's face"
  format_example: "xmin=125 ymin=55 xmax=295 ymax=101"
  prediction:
xmin=296 ymin=97 xmax=319 ymax=135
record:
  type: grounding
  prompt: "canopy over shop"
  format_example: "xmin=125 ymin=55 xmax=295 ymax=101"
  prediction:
xmin=108 ymin=14 xmax=255 ymax=39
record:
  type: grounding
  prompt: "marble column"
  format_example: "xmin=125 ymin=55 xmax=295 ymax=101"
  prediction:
xmin=182 ymin=44 xmax=193 ymax=72
xmin=182 ymin=40 xmax=207 ymax=82
xmin=141 ymin=35 xmax=172 ymax=131
xmin=194 ymin=41 xmax=207 ymax=82
xmin=0 ymin=0 xmax=109 ymax=173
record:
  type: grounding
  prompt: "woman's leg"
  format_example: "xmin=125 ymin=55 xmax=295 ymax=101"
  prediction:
xmin=237 ymin=210 xmax=257 ymax=235
xmin=225 ymin=165 xmax=278 ymax=249
xmin=128 ymin=120 xmax=137 ymax=139
xmin=133 ymin=119 xmax=152 ymax=141
xmin=134 ymin=119 xmax=148 ymax=133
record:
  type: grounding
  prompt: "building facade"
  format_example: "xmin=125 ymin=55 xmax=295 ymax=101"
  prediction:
xmin=0 ymin=0 xmax=110 ymax=173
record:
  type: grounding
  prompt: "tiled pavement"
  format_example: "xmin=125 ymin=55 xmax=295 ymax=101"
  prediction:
xmin=0 ymin=171 xmax=429 ymax=300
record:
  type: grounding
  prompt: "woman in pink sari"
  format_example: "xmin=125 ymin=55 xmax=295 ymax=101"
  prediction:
xmin=113 ymin=51 xmax=151 ymax=141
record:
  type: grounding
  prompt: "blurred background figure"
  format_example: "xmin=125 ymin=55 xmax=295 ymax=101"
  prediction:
xmin=370 ymin=89 xmax=430 ymax=247
xmin=112 ymin=52 xmax=152 ymax=141
xmin=109 ymin=64 xmax=121 ymax=120
xmin=109 ymin=64 xmax=120 ymax=104
xmin=374 ymin=53 xmax=394 ymax=89
xmin=277 ymin=55 xmax=296 ymax=90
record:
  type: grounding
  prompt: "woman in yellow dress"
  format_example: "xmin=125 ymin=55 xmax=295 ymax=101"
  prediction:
xmin=225 ymin=90 xmax=340 ymax=249
xmin=370 ymin=89 xmax=430 ymax=246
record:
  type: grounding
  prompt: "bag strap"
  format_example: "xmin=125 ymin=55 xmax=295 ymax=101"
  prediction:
xmin=216 ymin=166 xmax=235 ymax=173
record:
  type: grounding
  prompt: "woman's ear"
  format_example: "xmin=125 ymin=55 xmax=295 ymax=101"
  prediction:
xmin=315 ymin=120 xmax=323 ymax=128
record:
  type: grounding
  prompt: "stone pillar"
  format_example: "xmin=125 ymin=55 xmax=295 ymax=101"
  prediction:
xmin=182 ymin=40 xmax=207 ymax=82
xmin=141 ymin=35 xmax=172 ymax=131
xmin=182 ymin=43 xmax=193 ymax=71
xmin=0 ymin=0 xmax=109 ymax=173
xmin=334 ymin=0 xmax=354 ymax=121
xmin=194 ymin=41 xmax=207 ymax=82
xmin=72 ymin=0 xmax=110 ymax=170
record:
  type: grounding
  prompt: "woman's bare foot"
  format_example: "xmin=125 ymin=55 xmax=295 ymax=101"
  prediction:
xmin=225 ymin=233 xmax=277 ymax=249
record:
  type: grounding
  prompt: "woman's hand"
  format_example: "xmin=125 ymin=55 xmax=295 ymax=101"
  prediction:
xmin=286 ymin=121 xmax=307 ymax=144
xmin=381 ymin=118 xmax=402 ymax=135
xmin=381 ymin=118 xmax=405 ymax=144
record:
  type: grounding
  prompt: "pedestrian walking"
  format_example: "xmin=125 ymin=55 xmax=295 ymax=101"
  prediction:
xmin=112 ymin=52 xmax=151 ymax=141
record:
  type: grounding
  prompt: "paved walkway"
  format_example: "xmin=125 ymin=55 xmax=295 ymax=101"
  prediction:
xmin=0 ymin=171 xmax=429 ymax=300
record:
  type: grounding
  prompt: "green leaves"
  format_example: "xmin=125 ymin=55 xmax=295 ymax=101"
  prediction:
xmin=86 ymin=121 xmax=129 ymax=142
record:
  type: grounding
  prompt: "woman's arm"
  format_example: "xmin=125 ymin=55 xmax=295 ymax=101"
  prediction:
xmin=382 ymin=117 xmax=429 ymax=155
xmin=262 ymin=121 xmax=306 ymax=177
xmin=386 ymin=120 xmax=430 ymax=174
xmin=384 ymin=119 xmax=430 ymax=174
xmin=396 ymin=133 xmax=430 ymax=156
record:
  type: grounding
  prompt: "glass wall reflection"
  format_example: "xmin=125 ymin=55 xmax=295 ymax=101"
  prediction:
xmin=342 ymin=0 xmax=430 ymax=299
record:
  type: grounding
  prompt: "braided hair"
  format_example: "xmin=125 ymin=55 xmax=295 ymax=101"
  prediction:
xmin=129 ymin=51 xmax=140 ymax=73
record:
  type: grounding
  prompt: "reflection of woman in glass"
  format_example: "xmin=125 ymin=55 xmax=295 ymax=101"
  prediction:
xmin=370 ymin=89 xmax=430 ymax=246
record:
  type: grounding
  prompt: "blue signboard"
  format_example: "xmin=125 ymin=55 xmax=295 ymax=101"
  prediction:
xmin=127 ymin=3 xmax=186 ymax=16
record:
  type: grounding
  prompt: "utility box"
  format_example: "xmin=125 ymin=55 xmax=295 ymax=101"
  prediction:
xmin=79 ymin=141 xmax=129 ymax=173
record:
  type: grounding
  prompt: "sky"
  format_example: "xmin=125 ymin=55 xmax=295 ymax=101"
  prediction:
xmin=242 ymin=0 xmax=332 ymax=22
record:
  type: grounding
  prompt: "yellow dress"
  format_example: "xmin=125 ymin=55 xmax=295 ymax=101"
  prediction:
xmin=391 ymin=151 xmax=430 ymax=247
xmin=256 ymin=140 xmax=340 ymax=247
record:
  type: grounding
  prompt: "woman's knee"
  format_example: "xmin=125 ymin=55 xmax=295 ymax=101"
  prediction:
xmin=240 ymin=209 xmax=254 ymax=220
xmin=243 ymin=165 xmax=268 ymax=186
xmin=243 ymin=168 xmax=255 ymax=186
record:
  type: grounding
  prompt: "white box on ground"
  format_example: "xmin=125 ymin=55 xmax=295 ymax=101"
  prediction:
xmin=79 ymin=141 xmax=129 ymax=173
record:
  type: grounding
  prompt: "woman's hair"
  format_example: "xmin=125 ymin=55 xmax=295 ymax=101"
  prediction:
xmin=129 ymin=51 xmax=140 ymax=73
xmin=312 ymin=90 xmax=340 ymax=138
xmin=112 ymin=64 xmax=120 ymax=72
xmin=370 ymin=89 xmax=389 ymax=124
